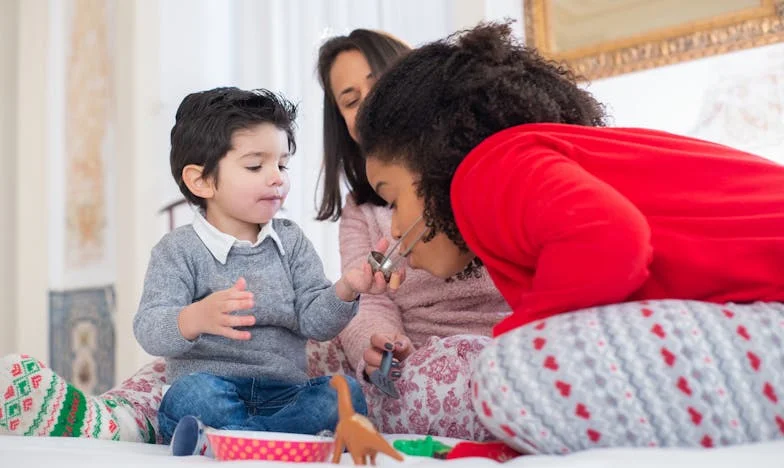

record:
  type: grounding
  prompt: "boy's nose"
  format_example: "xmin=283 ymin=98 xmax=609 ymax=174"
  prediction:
xmin=268 ymin=169 xmax=283 ymax=186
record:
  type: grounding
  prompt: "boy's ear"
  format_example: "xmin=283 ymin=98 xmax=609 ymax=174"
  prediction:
xmin=182 ymin=164 xmax=214 ymax=200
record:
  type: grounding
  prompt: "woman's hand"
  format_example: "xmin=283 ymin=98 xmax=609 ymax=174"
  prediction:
xmin=363 ymin=333 xmax=413 ymax=380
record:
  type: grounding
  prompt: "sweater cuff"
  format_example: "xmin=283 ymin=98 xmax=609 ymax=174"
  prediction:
xmin=160 ymin=307 xmax=199 ymax=355
xmin=300 ymin=285 xmax=359 ymax=342
xmin=327 ymin=284 xmax=359 ymax=322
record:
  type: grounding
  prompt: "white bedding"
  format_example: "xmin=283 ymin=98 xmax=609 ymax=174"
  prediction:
xmin=2 ymin=435 xmax=783 ymax=467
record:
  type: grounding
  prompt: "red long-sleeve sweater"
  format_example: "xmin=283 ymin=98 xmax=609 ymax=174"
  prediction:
xmin=451 ymin=123 xmax=784 ymax=337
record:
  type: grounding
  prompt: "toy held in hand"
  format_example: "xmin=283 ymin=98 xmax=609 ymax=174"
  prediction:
xmin=368 ymin=348 xmax=400 ymax=399
xmin=366 ymin=215 xmax=426 ymax=283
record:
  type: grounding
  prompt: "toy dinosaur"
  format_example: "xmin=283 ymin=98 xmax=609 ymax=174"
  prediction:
xmin=330 ymin=375 xmax=404 ymax=465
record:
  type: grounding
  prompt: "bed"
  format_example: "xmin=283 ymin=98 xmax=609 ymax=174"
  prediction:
xmin=2 ymin=434 xmax=783 ymax=467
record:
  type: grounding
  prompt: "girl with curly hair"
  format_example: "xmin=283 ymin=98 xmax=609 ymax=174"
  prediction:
xmin=358 ymin=22 xmax=784 ymax=454
xmin=313 ymin=29 xmax=510 ymax=440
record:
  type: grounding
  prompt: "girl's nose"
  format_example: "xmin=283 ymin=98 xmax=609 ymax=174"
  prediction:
xmin=390 ymin=217 xmax=402 ymax=241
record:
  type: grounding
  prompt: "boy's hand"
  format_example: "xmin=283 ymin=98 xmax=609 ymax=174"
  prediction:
xmin=335 ymin=239 xmax=406 ymax=301
xmin=177 ymin=277 xmax=256 ymax=341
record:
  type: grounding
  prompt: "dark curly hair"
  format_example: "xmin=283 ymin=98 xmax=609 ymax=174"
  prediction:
xmin=315 ymin=29 xmax=410 ymax=221
xmin=170 ymin=87 xmax=298 ymax=209
xmin=357 ymin=21 xmax=608 ymax=278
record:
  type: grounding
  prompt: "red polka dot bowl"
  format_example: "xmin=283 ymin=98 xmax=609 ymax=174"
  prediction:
xmin=206 ymin=430 xmax=335 ymax=462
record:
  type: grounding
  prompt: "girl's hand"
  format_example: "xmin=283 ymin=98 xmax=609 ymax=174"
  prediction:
xmin=362 ymin=333 xmax=413 ymax=380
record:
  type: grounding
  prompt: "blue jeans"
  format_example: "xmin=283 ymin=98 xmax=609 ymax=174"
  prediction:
xmin=158 ymin=373 xmax=367 ymax=444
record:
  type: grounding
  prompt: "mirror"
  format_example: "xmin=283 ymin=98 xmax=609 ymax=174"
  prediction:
xmin=524 ymin=0 xmax=784 ymax=80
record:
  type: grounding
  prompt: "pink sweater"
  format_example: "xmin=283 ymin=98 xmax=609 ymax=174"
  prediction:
xmin=337 ymin=195 xmax=511 ymax=370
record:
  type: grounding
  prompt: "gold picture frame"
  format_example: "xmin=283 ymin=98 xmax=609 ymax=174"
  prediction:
xmin=524 ymin=0 xmax=784 ymax=80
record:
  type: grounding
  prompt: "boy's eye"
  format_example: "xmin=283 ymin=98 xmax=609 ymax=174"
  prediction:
xmin=246 ymin=165 xmax=261 ymax=172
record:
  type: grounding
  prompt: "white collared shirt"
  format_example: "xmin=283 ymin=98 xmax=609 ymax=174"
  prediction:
xmin=191 ymin=208 xmax=285 ymax=264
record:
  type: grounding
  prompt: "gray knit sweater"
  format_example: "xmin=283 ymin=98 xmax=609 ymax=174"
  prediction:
xmin=133 ymin=218 xmax=357 ymax=384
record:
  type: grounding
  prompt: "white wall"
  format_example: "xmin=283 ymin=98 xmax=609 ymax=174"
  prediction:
xmin=114 ymin=0 xmax=164 ymax=389
xmin=14 ymin=0 xmax=50 ymax=361
xmin=0 ymin=0 xmax=19 ymax=355
xmin=586 ymin=43 xmax=784 ymax=165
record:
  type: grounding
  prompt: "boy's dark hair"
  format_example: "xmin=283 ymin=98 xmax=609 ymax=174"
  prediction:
xmin=315 ymin=29 xmax=411 ymax=221
xmin=356 ymin=21 xmax=608 ymax=278
xmin=170 ymin=87 xmax=298 ymax=209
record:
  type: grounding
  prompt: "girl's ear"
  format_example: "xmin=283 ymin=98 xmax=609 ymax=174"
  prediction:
xmin=182 ymin=164 xmax=214 ymax=200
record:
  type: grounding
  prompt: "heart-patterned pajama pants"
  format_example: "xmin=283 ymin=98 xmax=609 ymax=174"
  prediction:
xmin=473 ymin=300 xmax=784 ymax=454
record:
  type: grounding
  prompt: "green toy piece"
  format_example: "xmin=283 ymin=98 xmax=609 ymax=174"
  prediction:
xmin=393 ymin=436 xmax=453 ymax=458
